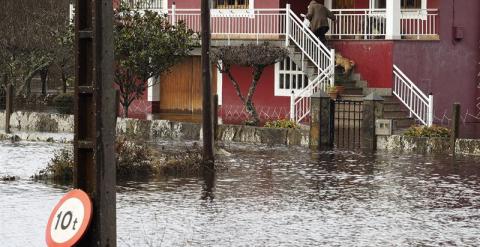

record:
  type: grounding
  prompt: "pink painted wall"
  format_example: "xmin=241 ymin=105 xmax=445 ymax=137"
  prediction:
xmin=393 ymin=0 xmax=480 ymax=137
xmin=333 ymin=41 xmax=394 ymax=88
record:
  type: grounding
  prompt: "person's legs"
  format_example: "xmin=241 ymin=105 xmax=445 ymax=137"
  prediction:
xmin=318 ymin=26 xmax=329 ymax=45
xmin=313 ymin=28 xmax=322 ymax=42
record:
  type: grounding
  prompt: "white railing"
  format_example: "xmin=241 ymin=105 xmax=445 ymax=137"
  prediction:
xmin=393 ymin=65 xmax=433 ymax=126
xmin=290 ymin=65 xmax=334 ymax=123
xmin=328 ymin=9 xmax=438 ymax=39
xmin=400 ymin=9 xmax=438 ymax=37
xmin=329 ymin=9 xmax=387 ymax=39
xmin=286 ymin=5 xmax=335 ymax=123
xmin=169 ymin=8 xmax=287 ymax=42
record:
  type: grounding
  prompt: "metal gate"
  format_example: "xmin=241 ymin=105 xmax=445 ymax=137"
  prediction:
xmin=333 ymin=99 xmax=363 ymax=149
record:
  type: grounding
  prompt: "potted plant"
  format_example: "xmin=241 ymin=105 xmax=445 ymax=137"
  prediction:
xmin=326 ymin=85 xmax=342 ymax=99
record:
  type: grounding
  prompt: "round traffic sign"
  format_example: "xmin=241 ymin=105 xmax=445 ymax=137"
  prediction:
xmin=46 ymin=189 xmax=93 ymax=247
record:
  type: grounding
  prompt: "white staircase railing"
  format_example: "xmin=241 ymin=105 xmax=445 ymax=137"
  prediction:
xmin=290 ymin=65 xmax=334 ymax=123
xmin=285 ymin=4 xmax=335 ymax=123
xmin=393 ymin=65 xmax=433 ymax=126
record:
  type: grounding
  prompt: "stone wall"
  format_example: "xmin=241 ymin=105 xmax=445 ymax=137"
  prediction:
xmin=378 ymin=135 xmax=480 ymax=156
xmin=0 ymin=111 xmax=309 ymax=146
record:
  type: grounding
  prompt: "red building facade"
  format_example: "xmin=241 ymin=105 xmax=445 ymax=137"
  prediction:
xmin=125 ymin=0 xmax=479 ymax=137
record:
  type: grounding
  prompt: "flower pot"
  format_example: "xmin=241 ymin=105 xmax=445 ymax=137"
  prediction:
xmin=335 ymin=85 xmax=345 ymax=95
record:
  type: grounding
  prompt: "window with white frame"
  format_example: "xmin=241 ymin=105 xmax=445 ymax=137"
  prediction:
xmin=213 ymin=0 xmax=250 ymax=9
xmin=211 ymin=0 xmax=254 ymax=16
xmin=371 ymin=0 xmax=426 ymax=9
xmin=275 ymin=58 xmax=310 ymax=96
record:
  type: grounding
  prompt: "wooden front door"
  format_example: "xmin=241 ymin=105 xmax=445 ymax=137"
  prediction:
xmin=159 ymin=56 xmax=217 ymax=114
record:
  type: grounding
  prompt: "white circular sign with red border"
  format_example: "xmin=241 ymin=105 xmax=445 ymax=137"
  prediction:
xmin=46 ymin=189 xmax=93 ymax=247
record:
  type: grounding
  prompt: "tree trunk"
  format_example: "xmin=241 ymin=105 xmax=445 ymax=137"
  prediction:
xmin=122 ymin=103 xmax=129 ymax=118
xmin=40 ymin=68 xmax=48 ymax=95
xmin=243 ymin=67 xmax=264 ymax=126
xmin=61 ymin=72 xmax=67 ymax=93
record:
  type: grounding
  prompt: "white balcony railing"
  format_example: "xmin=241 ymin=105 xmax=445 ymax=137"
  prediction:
xmin=393 ymin=65 xmax=433 ymax=126
xmin=129 ymin=4 xmax=439 ymax=41
xmin=328 ymin=8 xmax=438 ymax=39
xmin=168 ymin=8 xmax=287 ymax=42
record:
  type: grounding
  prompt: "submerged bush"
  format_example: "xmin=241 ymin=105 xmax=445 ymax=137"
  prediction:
xmin=34 ymin=148 xmax=74 ymax=181
xmin=34 ymin=138 xmax=214 ymax=182
xmin=264 ymin=119 xmax=298 ymax=129
xmin=404 ymin=125 xmax=451 ymax=138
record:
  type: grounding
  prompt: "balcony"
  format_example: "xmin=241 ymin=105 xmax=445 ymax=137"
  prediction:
xmin=328 ymin=8 xmax=439 ymax=40
xmin=124 ymin=2 xmax=439 ymax=42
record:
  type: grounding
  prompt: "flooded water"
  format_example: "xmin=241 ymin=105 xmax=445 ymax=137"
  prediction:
xmin=2 ymin=141 xmax=480 ymax=246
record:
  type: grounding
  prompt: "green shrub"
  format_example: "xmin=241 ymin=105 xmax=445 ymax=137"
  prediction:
xmin=404 ymin=125 xmax=451 ymax=138
xmin=34 ymin=148 xmax=74 ymax=181
xmin=34 ymin=138 xmax=211 ymax=182
xmin=52 ymin=93 xmax=74 ymax=114
xmin=264 ymin=119 xmax=298 ymax=129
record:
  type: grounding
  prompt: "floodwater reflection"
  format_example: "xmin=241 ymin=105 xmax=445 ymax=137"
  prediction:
xmin=1 ymin=141 xmax=480 ymax=246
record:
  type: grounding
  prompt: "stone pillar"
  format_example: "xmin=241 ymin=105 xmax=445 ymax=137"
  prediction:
xmin=386 ymin=0 xmax=401 ymax=40
xmin=310 ymin=91 xmax=334 ymax=150
xmin=362 ymin=93 xmax=384 ymax=151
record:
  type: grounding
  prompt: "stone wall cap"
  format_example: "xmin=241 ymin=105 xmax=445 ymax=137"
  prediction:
xmin=364 ymin=92 xmax=384 ymax=101
xmin=311 ymin=90 xmax=330 ymax=98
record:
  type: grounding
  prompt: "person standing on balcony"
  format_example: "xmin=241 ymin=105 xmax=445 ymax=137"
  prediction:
xmin=306 ymin=0 xmax=335 ymax=45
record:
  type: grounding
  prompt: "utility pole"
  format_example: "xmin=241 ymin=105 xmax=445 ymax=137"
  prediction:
xmin=201 ymin=0 xmax=214 ymax=166
xmin=74 ymin=0 xmax=116 ymax=245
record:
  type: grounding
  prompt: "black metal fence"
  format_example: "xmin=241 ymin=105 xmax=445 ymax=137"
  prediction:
xmin=334 ymin=99 xmax=363 ymax=149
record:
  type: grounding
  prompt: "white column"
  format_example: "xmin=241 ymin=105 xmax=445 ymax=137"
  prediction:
xmin=285 ymin=4 xmax=291 ymax=47
xmin=386 ymin=0 xmax=401 ymax=40
xmin=325 ymin=0 xmax=332 ymax=9
xmin=147 ymin=77 xmax=160 ymax=102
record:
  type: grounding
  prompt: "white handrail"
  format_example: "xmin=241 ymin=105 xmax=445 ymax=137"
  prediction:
xmin=290 ymin=64 xmax=334 ymax=123
xmin=285 ymin=4 xmax=335 ymax=123
xmin=393 ymin=65 xmax=433 ymax=126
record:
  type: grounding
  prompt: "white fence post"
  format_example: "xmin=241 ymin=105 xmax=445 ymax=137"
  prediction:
xmin=290 ymin=91 xmax=295 ymax=120
xmin=428 ymin=93 xmax=434 ymax=126
xmin=285 ymin=4 xmax=291 ymax=47
xmin=330 ymin=49 xmax=335 ymax=87
xmin=172 ymin=3 xmax=176 ymax=25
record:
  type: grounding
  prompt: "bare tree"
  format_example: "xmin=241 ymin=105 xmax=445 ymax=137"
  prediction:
xmin=212 ymin=43 xmax=288 ymax=126
xmin=0 ymin=0 xmax=69 ymax=95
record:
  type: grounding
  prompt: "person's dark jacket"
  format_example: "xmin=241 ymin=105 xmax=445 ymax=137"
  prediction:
xmin=306 ymin=0 xmax=335 ymax=31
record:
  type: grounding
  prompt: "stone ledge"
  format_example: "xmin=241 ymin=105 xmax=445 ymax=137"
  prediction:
xmin=378 ymin=135 xmax=480 ymax=156
xmin=0 ymin=111 xmax=309 ymax=146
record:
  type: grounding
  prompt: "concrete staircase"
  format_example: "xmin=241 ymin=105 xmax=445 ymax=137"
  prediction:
xmin=335 ymin=71 xmax=417 ymax=132
xmin=286 ymin=47 xmax=416 ymax=132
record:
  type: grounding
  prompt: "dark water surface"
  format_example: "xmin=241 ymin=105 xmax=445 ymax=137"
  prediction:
xmin=1 ymin=141 xmax=480 ymax=246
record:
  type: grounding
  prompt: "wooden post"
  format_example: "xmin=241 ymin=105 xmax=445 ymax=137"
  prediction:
xmin=5 ymin=84 xmax=13 ymax=134
xmin=201 ymin=0 xmax=214 ymax=166
xmin=451 ymin=103 xmax=460 ymax=156
xmin=213 ymin=94 xmax=218 ymax=141
xmin=74 ymin=0 xmax=116 ymax=245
